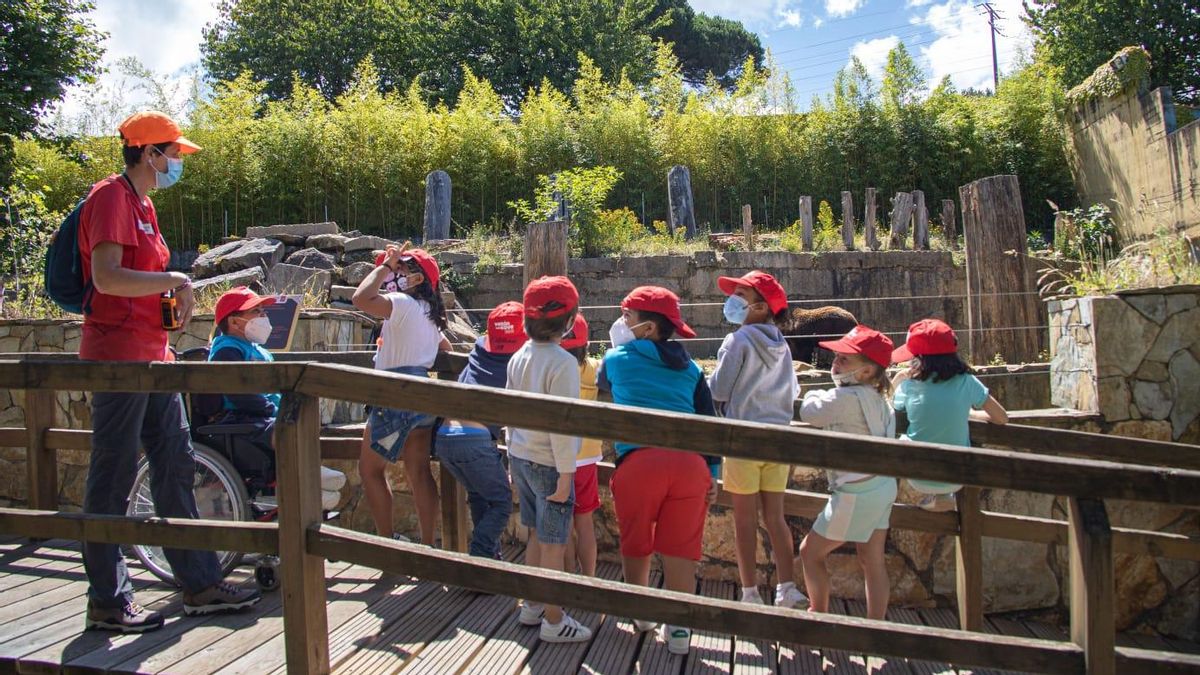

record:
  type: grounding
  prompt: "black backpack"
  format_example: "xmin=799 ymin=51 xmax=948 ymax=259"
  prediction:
xmin=43 ymin=196 xmax=91 ymax=315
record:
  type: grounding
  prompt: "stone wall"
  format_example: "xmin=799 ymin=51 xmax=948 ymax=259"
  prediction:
xmin=1049 ymin=286 xmax=1200 ymax=443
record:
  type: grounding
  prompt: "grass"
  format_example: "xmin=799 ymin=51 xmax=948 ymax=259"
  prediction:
xmin=1038 ymin=228 xmax=1200 ymax=298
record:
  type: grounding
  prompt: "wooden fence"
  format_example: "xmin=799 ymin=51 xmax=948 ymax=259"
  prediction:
xmin=1 ymin=355 xmax=1200 ymax=674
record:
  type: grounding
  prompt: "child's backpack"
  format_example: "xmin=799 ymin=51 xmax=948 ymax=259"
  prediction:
xmin=43 ymin=197 xmax=92 ymax=315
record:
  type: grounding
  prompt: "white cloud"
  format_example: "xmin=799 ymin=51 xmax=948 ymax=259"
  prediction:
xmin=813 ymin=16 xmax=826 ymax=28
xmin=916 ymin=0 xmax=1033 ymax=92
xmin=825 ymin=0 xmax=866 ymax=18
xmin=691 ymin=0 xmax=807 ymax=29
xmin=907 ymin=0 xmax=936 ymax=6
xmin=779 ymin=10 xmax=803 ymax=27
xmin=849 ymin=36 xmax=901 ymax=82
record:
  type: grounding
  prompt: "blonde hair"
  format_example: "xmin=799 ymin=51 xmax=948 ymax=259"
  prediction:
xmin=847 ymin=353 xmax=891 ymax=397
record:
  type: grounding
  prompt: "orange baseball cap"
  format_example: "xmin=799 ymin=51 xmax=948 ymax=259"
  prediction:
xmin=118 ymin=111 xmax=201 ymax=154
xmin=214 ymin=287 xmax=276 ymax=325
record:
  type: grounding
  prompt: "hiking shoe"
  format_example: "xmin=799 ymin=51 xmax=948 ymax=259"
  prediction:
xmin=632 ymin=618 xmax=659 ymax=632
xmin=918 ymin=494 xmax=958 ymax=512
xmin=775 ymin=583 xmax=810 ymax=610
xmin=85 ymin=601 xmax=164 ymax=633
xmin=183 ymin=581 xmax=261 ymax=616
xmin=660 ymin=624 xmax=692 ymax=655
xmin=540 ymin=613 xmax=592 ymax=643
xmin=518 ymin=601 xmax=545 ymax=626
xmin=741 ymin=587 xmax=765 ymax=604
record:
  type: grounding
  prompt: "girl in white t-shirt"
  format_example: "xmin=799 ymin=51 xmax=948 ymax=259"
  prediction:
xmin=353 ymin=244 xmax=449 ymax=544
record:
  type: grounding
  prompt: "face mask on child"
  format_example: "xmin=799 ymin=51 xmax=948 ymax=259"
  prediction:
xmin=609 ymin=317 xmax=648 ymax=347
xmin=244 ymin=316 xmax=273 ymax=344
xmin=723 ymin=295 xmax=749 ymax=325
xmin=831 ymin=370 xmax=859 ymax=387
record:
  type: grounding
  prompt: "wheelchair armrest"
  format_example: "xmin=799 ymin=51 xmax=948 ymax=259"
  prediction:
xmin=195 ymin=422 xmax=265 ymax=436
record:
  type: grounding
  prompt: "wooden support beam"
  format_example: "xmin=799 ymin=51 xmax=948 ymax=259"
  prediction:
xmin=0 ymin=507 xmax=278 ymax=552
xmin=799 ymin=196 xmax=813 ymax=251
xmin=889 ymin=192 xmax=914 ymax=249
xmin=439 ymin=463 xmax=470 ymax=554
xmin=968 ymin=420 xmax=1200 ymax=471
xmin=0 ymin=360 xmax=306 ymax=395
xmin=913 ymin=190 xmax=929 ymax=250
xmin=742 ymin=204 xmax=754 ymax=251
xmin=841 ymin=191 xmax=856 ymax=250
xmin=955 ymin=487 xmax=984 ymax=631
xmin=1069 ymin=497 xmax=1115 ymax=675
xmin=23 ymin=390 xmax=57 ymax=511
xmin=522 ymin=221 xmax=569 ymax=288
xmin=942 ymin=199 xmax=958 ymax=248
xmin=865 ymin=187 xmax=880 ymax=250
xmin=275 ymin=393 xmax=330 ymax=674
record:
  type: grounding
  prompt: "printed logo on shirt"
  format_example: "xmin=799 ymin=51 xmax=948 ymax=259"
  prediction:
xmin=137 ymin=220 xmax=154 ymax=235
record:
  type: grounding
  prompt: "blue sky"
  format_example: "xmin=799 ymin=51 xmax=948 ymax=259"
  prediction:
xmin=53 ymin=0 xmax=1032 ymax=123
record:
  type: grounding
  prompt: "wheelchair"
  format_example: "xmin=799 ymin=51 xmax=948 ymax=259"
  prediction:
xmin=124 ymin=347 xmax=342 ymax=591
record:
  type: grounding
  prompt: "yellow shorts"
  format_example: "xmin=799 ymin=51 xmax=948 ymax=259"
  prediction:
xmin=722 ymin=458 xmax=791 ymax=495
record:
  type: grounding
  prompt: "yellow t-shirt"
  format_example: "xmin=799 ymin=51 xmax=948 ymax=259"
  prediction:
xmin=576 ymin=358 xmax=603 ymax=467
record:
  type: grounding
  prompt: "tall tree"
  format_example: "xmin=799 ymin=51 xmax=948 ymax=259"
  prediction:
xmin=0 ymin=0 xmax=105 ymax=184
xmin=1024 ymin=0 xmax=1200 ymax=104
xmin=651 ymin=0 xmax=764 ymax=89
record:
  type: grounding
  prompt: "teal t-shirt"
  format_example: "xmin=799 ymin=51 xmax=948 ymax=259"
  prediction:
xmin=893 ymin=373 xmax=988 ymax=447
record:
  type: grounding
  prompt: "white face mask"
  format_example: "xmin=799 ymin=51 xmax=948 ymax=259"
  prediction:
xmin=609 ymin=317 xmax=650 ymax=347
xmin=831 ymin=370 xmax=859 ymax=387
xmin=244 ymin=316 xmax=273 ymax=344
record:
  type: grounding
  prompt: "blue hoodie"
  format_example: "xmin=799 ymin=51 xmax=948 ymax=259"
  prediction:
xmin=209 ymin=333 xmax=280 ymax=417
xmin=448 ymin=336 xmax=515 ymax=440
xmin=597 ymin=338 xmax=721 ymax=477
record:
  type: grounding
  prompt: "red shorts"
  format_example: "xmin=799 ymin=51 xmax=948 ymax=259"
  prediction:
xmin=609 ymin=447 xmax=711 ymax=561
xmin=573 ymin=463 xmax=600 ymax=515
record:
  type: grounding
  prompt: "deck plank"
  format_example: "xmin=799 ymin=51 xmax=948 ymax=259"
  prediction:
xmin=887 ymin=608 xmax=954 ymax=675
xmin=401 ymin=590 xmax=516 ymax=674
xmin=820 ymin=599 xmax=868 ymax=674
xmin=842 ymin=599 xmax=909 ymax=675
xmin=732 ymin=584 xmax=777 ymax=674
xmin=683 ymin=579 xmax=734 ymax=675
xmin=630 ymin=567 xmax=683 ymax=675
xmin=335 ymin=583 xmax=478 ymax=674
xmin=577 ymin=564 xmax=658 ymax=675
xmin=319 ymin=574 xmax=440 ymax=672
xmin=522 ymin=562 xmax=621 ymax=675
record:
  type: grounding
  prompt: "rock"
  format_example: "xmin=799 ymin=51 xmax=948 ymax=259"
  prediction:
xmin=980 ymin=537 xmax=1059 ymax=612
xmin=1113 ymin=553 xmax=1168 ymax=631
xmin=1166 ymin=292 xmax=1199 ymax=314
xmin=1135 ymin=360 xmax=1169 ymax=382
xmin=1132 ymin=380 xmax=1173 ymax=420
xmin=1107 ymin=420 xmax=1173 ymax=441
xmin=192 ymin=238 xmax=285 ymax=279
xmin=1096 ymin=376 xmax=1132 ymax=422
xmin=1155 ymin=578 xmax=1200 ymax=640
xmin=817 ymin=551 xmax=931 ymax=607
xmin=245 ymin=222 xmax=338 ymax=240
xmin=1093 ymin=297 xmax=1160 ymax=377
xmin=342 ymin=249 xmax=383 ymax=264
xmin=436 ymin=252 xmax=480 ymax=267
xmin=1168 ymin=349 xmax=1200 ymax=440
xmin=343 ymin=235 xmax=395 ymax=253
xmin=285 ymin=248 xmax=337 ymax=270
xmin=1146 ymin=308 xmax=1200 ymax=362
xmin=342 ymin=262 xmax=375 ymax=286
xmin=330 ymin=285 xmax=356 ymax=303
xmin=1124 ymin=294 xmax=1168 ymax=324
xmin=192 ymin=268 xmax=266 ymax=295
xmin=308 ymin=233 xmax=349 ymax=252
xmin=266 ymin=263 xmax=332 ymax=298
xmin=443 ymin=309 xmax=480 ymax=350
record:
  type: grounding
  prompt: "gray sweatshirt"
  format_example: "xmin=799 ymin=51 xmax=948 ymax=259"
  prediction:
xmin=707 ymin=323 xmax=799 ymax=425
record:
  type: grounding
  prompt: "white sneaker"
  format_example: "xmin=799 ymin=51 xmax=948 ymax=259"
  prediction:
xmin=741 ymin=587 xmax=765 ymax=604
xmin=632 ymin=619 xmax=659 ymax=632
xmin=775 ymin=583 xmax=810 ymax=610
xmin=540 ymin=613 xmax=592 ymax=643
xmin=660 ymin=624 xmax=691 ymax=655
xmin=518 ymin=601 xmax=545 ymax=626
xmin=918 ymin=494 xmax=957 ymax=512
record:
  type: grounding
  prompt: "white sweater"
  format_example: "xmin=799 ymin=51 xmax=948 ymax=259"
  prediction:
xmin=800 ymin=385 xmax=895 ymax=489
xmin=506 ymin=341 xmax=582 ymax=474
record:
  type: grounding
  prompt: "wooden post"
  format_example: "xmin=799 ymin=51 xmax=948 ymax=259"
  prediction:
xmin=959 ymin=175 xmax=1041 ymax=364
xmin=888 ymin=192 xmax=914 ymax=249
xmin=741 ymin=204 xmax=754 ymax=251
xmin=799 ymin=196 xmax=813 ymax=251
xmin=955 ymin=487 xmax=984 ymax=632
xmin=942 ymin=199 xmax=958 ymax=249
xmin=1068 ymin=497 xmax=1115 ymax=675
xmin=422 ymin=170 xmax=452 ymax=242
xmin=840 ymin=191 xmax=856 ymax=250
xmin=275 ymin=392 xmax=330 ymax=674
xmin=24 ymin=390 xmax=57 ymax=511
xmin=548 ymin=174 xmax=570 ymax=222
xmin=913 ymin=190 xmax=929 ymax=250
xmin=439 ymin=464 xmax=470 ymax=553
xmin=864 ymin=188 xmax=879 ymax=251
xmin=667 ymin=165 xmax=697 ymax=240
xmin=522 ymin=221 xmax=569 ymax=288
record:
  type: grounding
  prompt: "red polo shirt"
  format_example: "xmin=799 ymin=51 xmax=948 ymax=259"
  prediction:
xmin=78 ymin=174 xmax=172 ymax=362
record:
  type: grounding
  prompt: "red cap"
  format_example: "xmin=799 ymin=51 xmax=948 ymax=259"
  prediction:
xmin=621 ymin=286 xmax=696 ymax=339
xmin=374 ymin=251 xmax=388 ymax=267
xmin=524 ymin=276 xmax=579 ymax=318
xmin=214 ymin=287 xmax=276 ymax=325
xmin=891 ymin=319 xmax=958 ymax=362
xmin=118 ymin=111 xmax=201 ymax=154
xmin=818 ymin=325 xmax=894 ymax=369
xmin=561 ymin=312 xmax=589 ymax=350
xmin=717 ymin=271 xmax=788 ymax=314
xmin=399 ymin=248 xmax=440 ymax=291
xmin=483 ymin=301 xmax=528 ymax=354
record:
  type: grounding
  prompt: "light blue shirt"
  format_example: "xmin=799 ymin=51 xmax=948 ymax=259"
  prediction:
xmin=893 ymin=373 xmax=988 ymax=447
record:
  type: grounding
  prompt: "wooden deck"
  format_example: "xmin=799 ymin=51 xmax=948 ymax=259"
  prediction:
xmin=2 ymin=537 xmax=1197 ymax=674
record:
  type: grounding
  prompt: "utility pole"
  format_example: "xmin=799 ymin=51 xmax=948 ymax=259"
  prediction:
xmin=977 ymin=2 xmax=1003 ymax=92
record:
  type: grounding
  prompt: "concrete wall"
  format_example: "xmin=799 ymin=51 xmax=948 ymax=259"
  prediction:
xmin=1067 ymin=86 xmax=1200 ymax=240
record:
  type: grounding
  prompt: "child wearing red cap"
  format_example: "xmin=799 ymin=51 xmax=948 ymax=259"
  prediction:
xmin=798 ymin=325 xmax=897 ymax=620
xmin=709 ymin=271 xmax=807 ymax=609
xmin=433 ymin=302 xmax=526 ymax=559
xmin=561 ymin=312 xmax=601 ymax=577
xmin=597 ymin=285 xmax=719 ymax=655
xmin=353 ymin=243 xmax=448 ymax=545
xmin=890 ymin=319 xmax=1008 ymax=512
xmin=507 ymin=276 xmax=592 ymax=644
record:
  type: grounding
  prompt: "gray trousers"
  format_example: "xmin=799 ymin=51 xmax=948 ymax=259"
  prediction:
xmin=84 ymin=392 xmax=222 ymax=607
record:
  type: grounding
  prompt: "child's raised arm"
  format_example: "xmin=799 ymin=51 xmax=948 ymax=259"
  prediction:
xmin=970 ymin=395 xmax=1008 ymax=425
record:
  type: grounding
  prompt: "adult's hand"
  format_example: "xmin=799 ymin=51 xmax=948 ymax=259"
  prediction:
xmin=176 ymin=282 xmax=195 ymax=327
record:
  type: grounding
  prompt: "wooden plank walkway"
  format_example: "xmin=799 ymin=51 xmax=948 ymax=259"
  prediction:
xmin=1 ymin=538 xmax=1197 ymax=674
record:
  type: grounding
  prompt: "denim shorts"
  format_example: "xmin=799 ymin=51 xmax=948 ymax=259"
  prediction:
xmin=510 ymin=456 xmax=574 ymax=545
xmin=368 ymin=366 xmax=436 ymax=463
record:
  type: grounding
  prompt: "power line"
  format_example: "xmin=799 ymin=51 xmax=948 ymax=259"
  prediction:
xmin=976 ymin=2 xmax=1004 ymax=91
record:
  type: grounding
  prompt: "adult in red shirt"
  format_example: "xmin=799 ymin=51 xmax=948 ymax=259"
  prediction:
xmin=79 ymin=111 xmax=259 ymax=633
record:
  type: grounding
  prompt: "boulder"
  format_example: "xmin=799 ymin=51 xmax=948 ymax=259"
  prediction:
xmin=1168 ymin=349 xmax=1200 ymax=440
xmin=285 ymin=247 xmax=337 ymax=270
xmin=192 ymin=238 xmax=285 ymax=279
xmin=266 ymin=263 xmax=332 ymax=298
xmin=342 ymin=249 xmax=384 ymax=264
xmin=245 ymin=222 xmax=339 ymax=240
xmin=341 ymin=262 xmax=375 ymax=286
xmin=343 ymin=235 xmax=395 ymax=253
xmin=192 ymin=268 xmax=266 ymax=295
xmin=330 ymin=285 xmax=356 ymax=303
xmin=308 ymin=233 xmax=349 ymax=252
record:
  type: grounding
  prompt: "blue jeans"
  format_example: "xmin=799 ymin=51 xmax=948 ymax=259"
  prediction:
xmin=85 ymin=392 xmax=222 ymax=607
xmin=510 ymin=456 xmax=574 ymax=545
xmin=436 ymin=431 xmax=513 ymax=558
xmin=368 ymin=366 xmax=435 ymax=462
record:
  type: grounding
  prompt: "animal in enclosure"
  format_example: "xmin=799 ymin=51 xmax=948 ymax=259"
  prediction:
xmin=781 ymin=305 xmax=858 ymax=368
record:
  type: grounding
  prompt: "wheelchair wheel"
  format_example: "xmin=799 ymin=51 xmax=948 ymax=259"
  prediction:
xmin=126 ymin=441 xmax=250 ymax=586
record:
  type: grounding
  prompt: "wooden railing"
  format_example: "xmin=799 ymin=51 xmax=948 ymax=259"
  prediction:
xmin=1 ymin=356 xmax=1199 ymax=674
